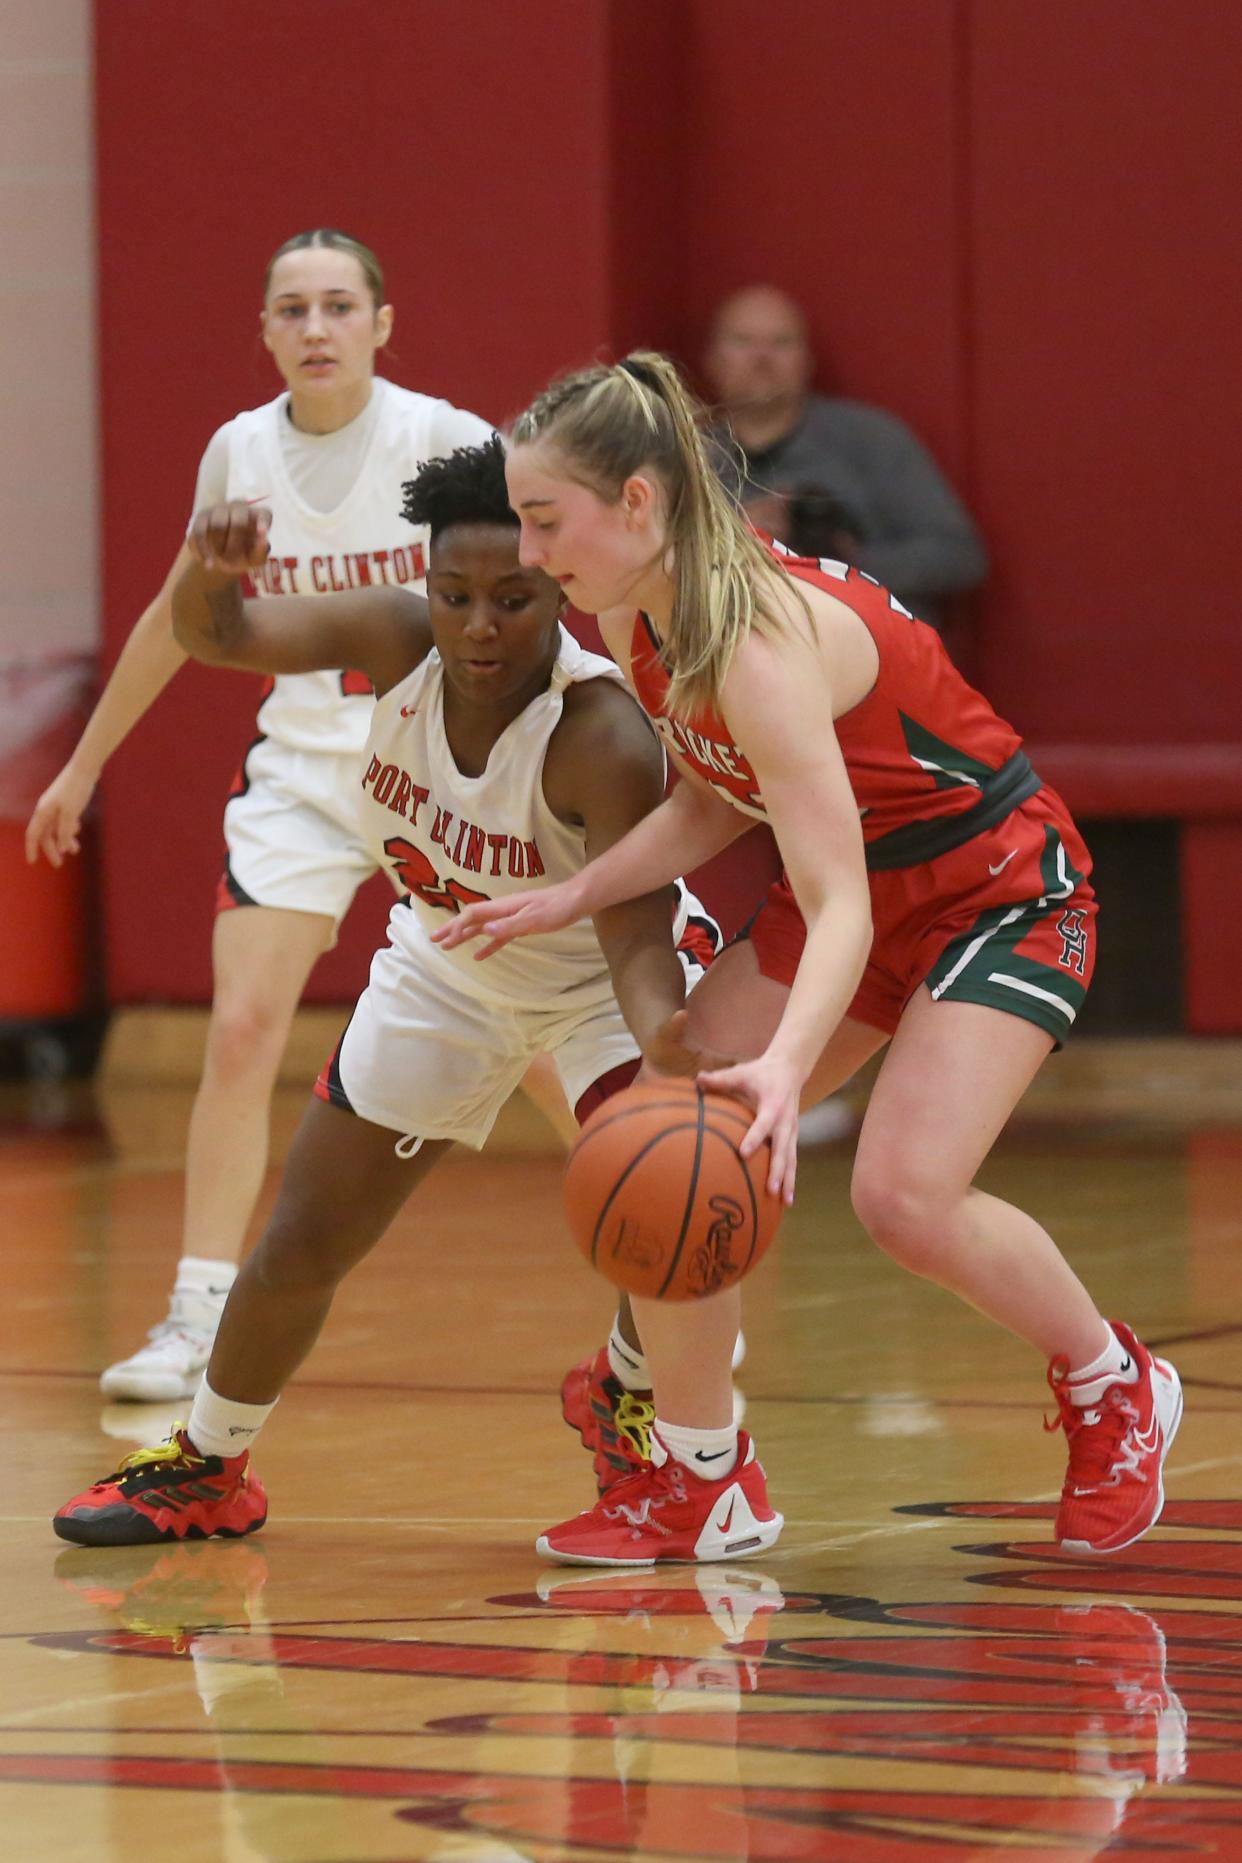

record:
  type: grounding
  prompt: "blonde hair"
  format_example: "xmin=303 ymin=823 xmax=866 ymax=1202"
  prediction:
xmin=263 ymin=229 xmax=385 ymax=311
xmin=512 ymin=350 xmax=801 ymax=715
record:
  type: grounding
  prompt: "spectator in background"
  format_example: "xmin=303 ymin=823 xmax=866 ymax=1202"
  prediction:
xmin=704 ymin=285 xmax=987 ymax=624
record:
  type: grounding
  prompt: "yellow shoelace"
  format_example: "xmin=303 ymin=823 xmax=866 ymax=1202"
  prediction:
xmin=614 ymin=1392 xmax=656 ymax=1458
xmin=117 ymin=1429 xmax=196 ymax=1473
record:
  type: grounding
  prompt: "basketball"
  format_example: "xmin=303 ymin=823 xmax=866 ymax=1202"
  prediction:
xmin=563 ymin=1078 xmax=784 ymax=1300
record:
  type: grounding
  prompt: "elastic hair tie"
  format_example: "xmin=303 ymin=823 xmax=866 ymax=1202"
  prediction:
xmin=617 ymin=356 xmax=661 ymax=392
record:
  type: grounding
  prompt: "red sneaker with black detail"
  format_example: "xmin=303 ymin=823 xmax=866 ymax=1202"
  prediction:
xmin=1047 ymin=1322 xmax=1183 ymax=1554
xmin=53 ymin=1428 xmax=267 ymax=1547
xmin=560 ymin=1347 xmax=655 ymax=1494
xmin=537 ymin=1430 xmax=783 ymax=1566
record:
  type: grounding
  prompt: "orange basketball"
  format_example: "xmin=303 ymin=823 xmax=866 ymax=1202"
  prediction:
xmin=563 ymin=1078 xmax=784 ymax=1300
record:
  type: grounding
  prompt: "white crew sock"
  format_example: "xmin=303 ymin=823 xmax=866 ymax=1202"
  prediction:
xmin=608 ymin=1320 xmax=650 ymax=1391
xmin=188 ymin=1378 xmax=276 ymax=1460
xmin=1065 ymin=1325 xmax=1140 ymax=1406
xmin=653 ymin=1418 xmax=739 ymax=1479
xmin=171 ymin=1256 xmax=237 ymax=1334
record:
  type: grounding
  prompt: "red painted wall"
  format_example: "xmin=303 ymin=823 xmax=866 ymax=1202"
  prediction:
xmin=968 ymin=2 xmax=1242 ymax=743
xmin=94 ymin=0 xmax=619 ymax=1002
xmin=94 ymin=0 xmax=1242 ymax=1007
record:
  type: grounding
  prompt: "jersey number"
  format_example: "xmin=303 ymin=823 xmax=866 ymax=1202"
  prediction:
xmin=340 ymin=669 xmax=374 ymax=697
xmin=384 ymin=837 xmax=488 ymax=916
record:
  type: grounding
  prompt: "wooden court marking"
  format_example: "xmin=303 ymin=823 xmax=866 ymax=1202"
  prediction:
xmin=5 ymin=1497 xmax=1242 ymax=1860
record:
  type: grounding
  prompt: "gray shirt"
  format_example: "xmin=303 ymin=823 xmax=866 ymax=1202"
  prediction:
xmin=716 ymin=394 xmax=987 ymax=615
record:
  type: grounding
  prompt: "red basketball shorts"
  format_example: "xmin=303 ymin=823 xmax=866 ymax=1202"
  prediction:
xmin=747 ymin=787 xmax=1097 ymax=1045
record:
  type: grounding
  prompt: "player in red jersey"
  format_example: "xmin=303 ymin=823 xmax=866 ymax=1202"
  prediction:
xmin=437 ymin=351 xmax=1182 ymax=1566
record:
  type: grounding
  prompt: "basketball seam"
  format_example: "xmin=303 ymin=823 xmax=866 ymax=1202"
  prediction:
xmin=587 ymin=1124 xmax=700 ymax=1273
xmin=568 ymin=1083 xmax=771 ymax=1301
xmin=573 ymin=1095 xmax=751 ymax=1146
xmin=656 ymin=1087 xmax=706 ymax=1299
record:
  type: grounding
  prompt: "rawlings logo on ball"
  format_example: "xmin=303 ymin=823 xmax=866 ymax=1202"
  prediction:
xmin=687 ymin=1196 xmax=746 ymax=1295
xmin=564 ymin=1081 xmax=783 ymax=1301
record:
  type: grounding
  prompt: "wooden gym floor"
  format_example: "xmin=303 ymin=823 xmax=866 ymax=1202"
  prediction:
xmin=2 ymin=1022 xmax=1242 ymax=1861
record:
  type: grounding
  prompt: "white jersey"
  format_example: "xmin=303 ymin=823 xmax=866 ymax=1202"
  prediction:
xmin=201 ymin=378 xmax=493 ymax=757
xmin=358 ymin=627 xmax=632 ymax=1011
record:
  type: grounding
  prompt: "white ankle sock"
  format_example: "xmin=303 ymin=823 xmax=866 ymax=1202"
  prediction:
xmin=607 ymin=1320 xmax=650 ymax=1391
xmin=653 ymin=1418 xmax=738 ymax=1479
xmin=1066 ymin=1326 xmax=1140 ymax=1406
xmin=177 ymin=1255 xmax=237 ymax=1293
xmin=171 ymin=1257 xmax=237 ymax=1334
xmin=188 ymin=1379 xmax=276 ymax=1460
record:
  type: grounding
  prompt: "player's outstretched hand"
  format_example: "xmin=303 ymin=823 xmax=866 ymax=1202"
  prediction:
xmin=432 ymin=877 xmax=586 ymax=960
xmin=186 ymin=502 xmax=272 ymax=574
xmin=25 ymin=760 xmax=95 ymax=867
xmin=696 ymin=1052 xmax=802 ymax=1204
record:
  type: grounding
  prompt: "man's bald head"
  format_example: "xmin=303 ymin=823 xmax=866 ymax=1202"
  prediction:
xmin=704 ymin=285 xmax=814 ymax=417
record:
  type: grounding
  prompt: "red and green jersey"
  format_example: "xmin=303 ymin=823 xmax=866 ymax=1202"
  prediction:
xmin=628 ymin=545 xmax=1037 ymax=869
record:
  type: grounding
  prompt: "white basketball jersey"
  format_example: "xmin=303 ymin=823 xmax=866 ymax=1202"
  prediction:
xmin=224 ymin=379 xmax=490 ymax=756
xmin=359 ymin=628 xmax=632 ymax=1009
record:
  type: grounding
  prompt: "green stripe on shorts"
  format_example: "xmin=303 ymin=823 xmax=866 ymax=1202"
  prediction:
xmin=926 ymin=904 xmax=1088 ymax=1042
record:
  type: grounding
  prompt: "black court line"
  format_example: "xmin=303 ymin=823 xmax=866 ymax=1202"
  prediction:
xmin=4 ymin=1366 xmax=1241 ymax=1410
xmin=1146 ymin=1321 xmax=1242 ymax=1350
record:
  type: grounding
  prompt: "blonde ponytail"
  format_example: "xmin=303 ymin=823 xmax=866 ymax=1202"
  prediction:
xmin=513 ymin=350 xmax=803 ymax=714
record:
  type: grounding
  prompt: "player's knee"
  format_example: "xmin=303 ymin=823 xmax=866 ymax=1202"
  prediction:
xmin=850 ymin=1164 xmax=949 ymax=1272
xmin=249 ymin=1215 xmax=347 ymax=1296
xmin=203 ymin=993 xmax=291 ymax=1084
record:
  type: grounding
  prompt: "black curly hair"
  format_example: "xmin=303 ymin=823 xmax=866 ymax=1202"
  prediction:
xmin=400 ymin=434 xmax=514 ymax=540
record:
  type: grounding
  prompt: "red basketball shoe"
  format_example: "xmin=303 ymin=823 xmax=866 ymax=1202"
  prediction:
xmin=561 ymin=1347 xmax=655 ymax=1494
xmin=537 ymin=1431 xmax=783 ymax=1566
xmin=53 ymin=1428 xmax=267 ymax=1547
xmin=562 ymin=1334 xmax=748 ymax=1495
xmin=1047 ymin=1322 xmax=1183 ymax=1554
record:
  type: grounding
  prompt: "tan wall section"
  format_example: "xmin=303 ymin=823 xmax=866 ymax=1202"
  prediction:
xmin=0 ymin=0 xmax=96 ymax=661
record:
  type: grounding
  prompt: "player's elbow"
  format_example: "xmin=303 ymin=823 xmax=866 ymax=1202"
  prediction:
xmin=169 ymin=583 xmax=217 ymax=660
xmin=169 ymin=604 xmax=209 ymax=659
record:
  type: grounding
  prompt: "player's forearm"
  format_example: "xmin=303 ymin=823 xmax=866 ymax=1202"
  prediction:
xmin=575 ymin=783 xmax=746 ymax=917
xmin=764 ymin=889 xmax=873 ymax=1082
xmin=71 ymin=590 xmax=189 ymax=778
xmin=171 ymin=562 xmax=251 ymax=665
xmin=594 ymin=894 xmax=687 ymax=1053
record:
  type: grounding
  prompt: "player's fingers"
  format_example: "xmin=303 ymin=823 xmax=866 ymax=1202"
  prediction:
xmin=730 ymin=1091 xmax=774 ymax=1156
xmin=433 ymin=899 xmax=502 ymax=946
xmin=250 ymin=505 xmax=272 ymax=564
xmin=696 ymin=1064 xmax=754 ymax=1108
xmin=224 ymin=502 xmax=257 ymax=565
xmin=471 ymin=931 xmax=515 ymax=962
xmin=24 ymin=808 xmax=47 ymax=863
xmin=187 ymin=506 xmax=226 ymax=567
xmin=431 ymin=917 xmax=475 ymax=947
xmin=472 ymin=914 xmax=528 ymax=959
xmin=770 ymin=1113 xmax=798 ymax=1203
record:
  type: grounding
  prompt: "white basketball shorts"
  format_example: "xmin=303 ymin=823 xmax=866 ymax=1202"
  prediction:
xmin=315 ymin=891 xmax=723 ymax=1149
xmin=218 ymin=734 xmax=384 ymax=935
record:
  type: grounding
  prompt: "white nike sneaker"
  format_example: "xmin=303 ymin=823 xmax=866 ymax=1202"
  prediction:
xmin=99 ymin=1257 xmax=235 ymax=1402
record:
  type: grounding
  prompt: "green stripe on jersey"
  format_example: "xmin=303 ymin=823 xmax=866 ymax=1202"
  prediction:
xmin=898 ymin=712 xmax=1000 ymax=791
